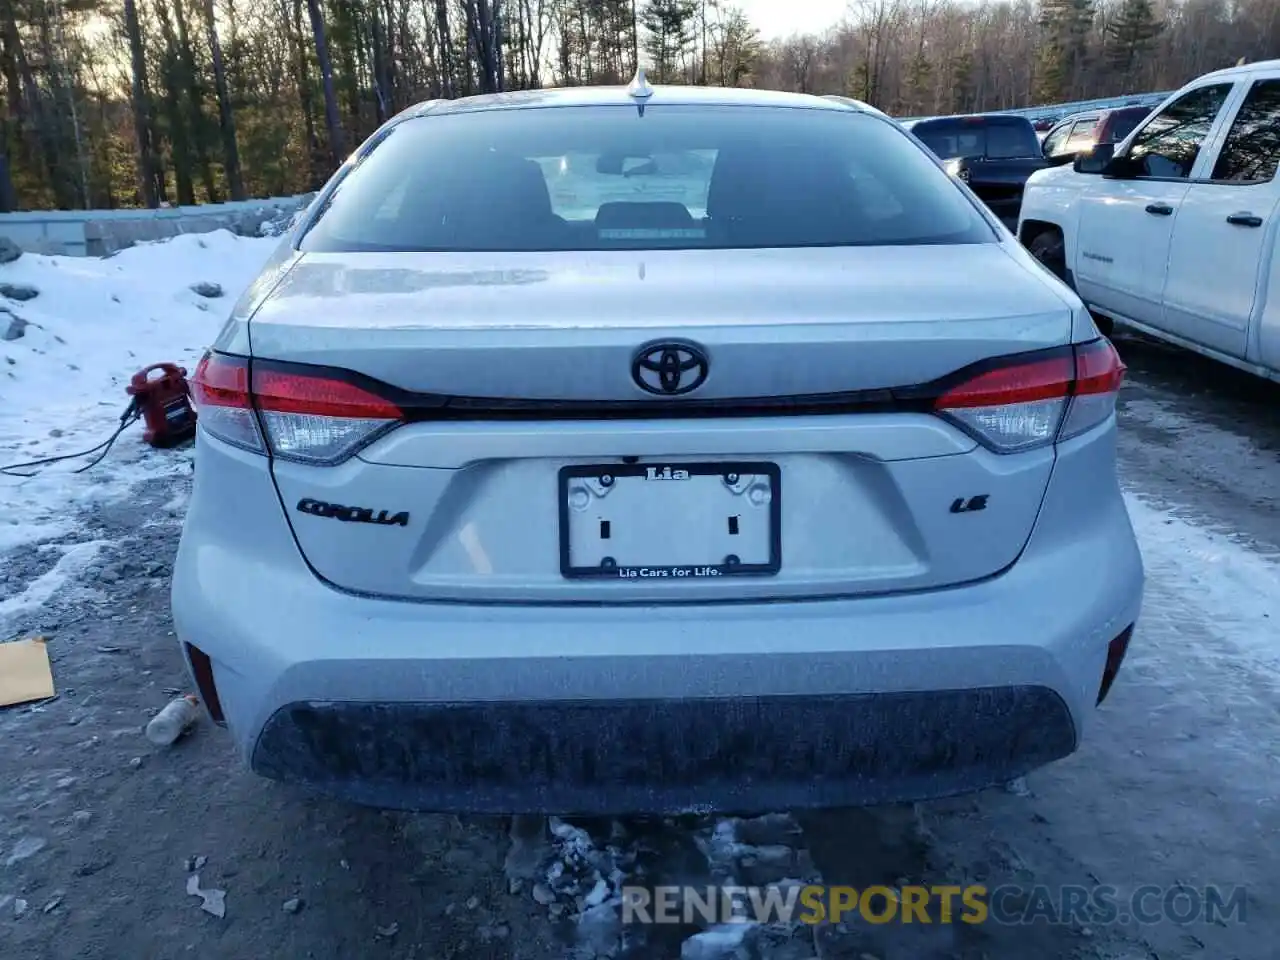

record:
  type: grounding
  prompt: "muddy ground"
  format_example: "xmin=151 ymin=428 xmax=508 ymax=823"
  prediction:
xmin=1 ymin=330 xmax=1277 ymax=960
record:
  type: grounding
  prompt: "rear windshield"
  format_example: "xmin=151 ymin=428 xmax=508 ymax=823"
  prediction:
xmin=911 ymin=119 xmax=1042 ymax=160
xmin=298 ymin=105 xmax=994 ymax=253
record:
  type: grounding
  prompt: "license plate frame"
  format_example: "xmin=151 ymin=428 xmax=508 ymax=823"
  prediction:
xmin=558 ymin=461 xmax=782 ymax=580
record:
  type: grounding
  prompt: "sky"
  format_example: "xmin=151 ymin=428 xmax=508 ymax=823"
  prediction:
xmin=733 ymin=0 xmax=853 ymax=40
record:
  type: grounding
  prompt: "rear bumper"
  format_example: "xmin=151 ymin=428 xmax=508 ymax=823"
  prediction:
xmin=172 ymin=425 xmax=1143 ymax=814
xmin=253 ymin=688 xmax=1077 ymax=813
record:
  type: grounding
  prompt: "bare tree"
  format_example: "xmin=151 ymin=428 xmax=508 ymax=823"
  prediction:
xmin=307 ymin=0 xmax=345 ymax=164
xmin=123 ymin=0 xmax=161 ymax=206
xmin=0 ymin=0 xmax=1269 ymax=211
xmin=203 ymin=0 xmax=244 ymax=198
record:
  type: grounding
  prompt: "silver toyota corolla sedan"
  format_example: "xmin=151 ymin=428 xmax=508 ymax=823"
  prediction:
xmin=172 ymin=77 xmax=1144 ymax=814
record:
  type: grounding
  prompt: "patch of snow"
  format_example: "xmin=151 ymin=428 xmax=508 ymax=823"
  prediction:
xmin=582 ymin=875 xmax=610 ymax=908
xmin=695 ymin=819 xmax=745 ymax=882
xmin=3 ymin=836 xmax=46 ymax=867
xmin=258 ymin=208 xmax=305 ymax=238
xmin=0 ymin=517 xmax=75 ymax=554
xmin=680 ymin=923 xmax=756 ymax=960
xmin=534 ymin=817 xmax=644 ymax=955
xmin=0 ymin=230 xmax=275 ymax=569
xmin=0 ymin=539 xmax=111 ymax=633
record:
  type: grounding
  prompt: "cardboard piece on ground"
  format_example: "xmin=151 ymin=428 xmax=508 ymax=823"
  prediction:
xmin=0 ymin=637 xmax=55 ymax=707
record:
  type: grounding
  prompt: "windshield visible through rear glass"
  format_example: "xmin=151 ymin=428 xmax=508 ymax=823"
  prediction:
xmin=298 ymin=104 xmax=994 ymax=253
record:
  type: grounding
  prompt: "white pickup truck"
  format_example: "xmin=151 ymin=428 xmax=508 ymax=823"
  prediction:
xmin=1017 ymin=59 xmax=1280 ymax=383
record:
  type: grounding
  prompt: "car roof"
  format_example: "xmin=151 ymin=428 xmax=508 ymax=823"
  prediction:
xmin=908 ymin=114 xmax=1034 ymax=128
xmin=1196 ymin=58 xmax=1280 ymax=82
xmin=409 ymin=84 xmax=875 ymax=118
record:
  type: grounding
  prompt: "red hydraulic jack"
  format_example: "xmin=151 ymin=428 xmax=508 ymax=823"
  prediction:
xmin=127 ymin=362 xmax=197 ymax=448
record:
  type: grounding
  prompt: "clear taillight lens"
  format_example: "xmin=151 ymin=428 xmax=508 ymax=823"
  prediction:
xmin=934 ymin=339 xmax=1124 ymax=453
xmin=188 ymin=352 xmax=404 ymax=465
xmin=252 ymin=366 xmax=403 ymax=464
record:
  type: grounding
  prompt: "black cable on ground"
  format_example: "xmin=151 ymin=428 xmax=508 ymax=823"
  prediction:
xmin=0 ymin=400 xmax=141 ymax=478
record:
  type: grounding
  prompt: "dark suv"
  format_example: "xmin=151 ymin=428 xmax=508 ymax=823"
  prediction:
xmin=906 ymin=114 xmax=1047 ymax=224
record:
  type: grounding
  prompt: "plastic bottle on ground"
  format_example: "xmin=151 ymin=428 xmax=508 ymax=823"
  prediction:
xmin=145 ymin=694 xmax=200 ymax=745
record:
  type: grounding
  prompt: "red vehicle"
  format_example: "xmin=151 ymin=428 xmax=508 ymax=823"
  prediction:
xmin=1039 ymin=105 xmax=1154 ymax=163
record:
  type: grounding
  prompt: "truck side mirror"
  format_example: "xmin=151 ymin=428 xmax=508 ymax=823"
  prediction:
xmin=1073 ymin=142 xmax=1115 ymax=175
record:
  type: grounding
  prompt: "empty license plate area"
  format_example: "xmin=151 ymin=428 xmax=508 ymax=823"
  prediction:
xmin=559 ymin=462 xmax=781 ymax=580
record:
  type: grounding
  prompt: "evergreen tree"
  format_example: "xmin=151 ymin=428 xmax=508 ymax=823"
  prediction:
xmin=1106 ymin=0 xmax=1162 ymax=92
xmin=640 ymin=0 xmax=696 ymax=82
xmin=905 ymin=50 xmax=932 ymax=114
xmin=709 ymin=7 xmax=758 ymax=87
xmin=1036 ymin=0 xmax=1094 ymax=103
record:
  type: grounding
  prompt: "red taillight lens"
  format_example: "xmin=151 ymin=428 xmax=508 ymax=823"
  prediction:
xmin=252 ymin=365 xmax=404 ymax=464
xmin=190 ymin=352 xmax=263 ymax=453
xmin=252 ymin=369 xmax=403 ymax=419
xmin=1060 ymin=338 xmax=1126 ymax=441
xmin=934 ymin=339 xmax=1124 ymax=453
xmin=189 ymin=352 xmax=405 ymax=464
xmin=191 ymin=351 xmax=250 ymax=407
xmin=935 ymin=355 xmax=1074 ymax=408
xmin=935 ymin=352 xmax=1073 ymax=453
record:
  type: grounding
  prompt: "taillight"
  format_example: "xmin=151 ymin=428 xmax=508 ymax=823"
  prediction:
xmin=1060 ymin=338 xmax=1126 ymax=440
xmin=934 ymin=339 xmax=1124 ymax=453
xmin=190 ymin=352 xmax=263 ymax=453
xmin=189 ymin=352 xmax=404 ymax=464
xmin=252 ymin=364 xmax=402 ymax=464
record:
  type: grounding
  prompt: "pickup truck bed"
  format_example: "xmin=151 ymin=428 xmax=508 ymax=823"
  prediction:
xmin=954 ymin=157 xmax=1051 ymax=224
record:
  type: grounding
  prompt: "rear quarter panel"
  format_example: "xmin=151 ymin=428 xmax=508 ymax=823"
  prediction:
xmin=210 ymin=239 xmax=303 ymax=356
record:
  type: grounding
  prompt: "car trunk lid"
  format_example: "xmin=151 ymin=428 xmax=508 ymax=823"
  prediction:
xmin=248 ymin=245 xmax=1071 ymax=400
xmin=247 ymin=244 xmax=1076 ymax=604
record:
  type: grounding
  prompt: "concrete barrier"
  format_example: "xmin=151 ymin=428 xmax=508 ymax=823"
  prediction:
xmin=0 ymin=194 xmax=314 ymax=257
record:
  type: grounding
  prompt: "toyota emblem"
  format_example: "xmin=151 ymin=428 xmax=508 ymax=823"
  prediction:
xmin=631 ymin=340 xmax=710 ymax=396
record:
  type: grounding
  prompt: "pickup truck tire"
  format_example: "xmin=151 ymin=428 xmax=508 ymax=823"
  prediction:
xmin=1026 ymin=229 xmax=1115 ymax=336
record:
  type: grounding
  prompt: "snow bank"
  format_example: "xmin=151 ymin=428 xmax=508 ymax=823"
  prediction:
xmin=0 ymin=231 xmax=276 ymax=558
xmin=0 ymin=539 xmax=112 ymax=625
